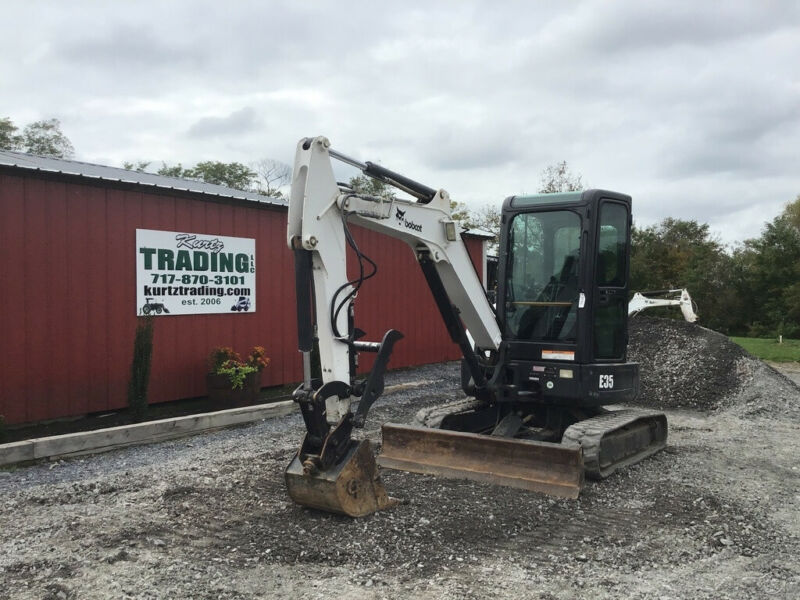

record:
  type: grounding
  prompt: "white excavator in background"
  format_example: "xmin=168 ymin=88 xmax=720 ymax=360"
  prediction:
xmin=284 ymin=136 xmax=668 ymax=517
xmin=628 ymin=288 xmax=698 ymax=322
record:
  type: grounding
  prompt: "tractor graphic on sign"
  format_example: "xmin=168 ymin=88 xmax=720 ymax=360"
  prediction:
xmin=231 ymin=296 xmax=251 ymax=312
xmin=141 ymin=297 xmax=170 ymax=315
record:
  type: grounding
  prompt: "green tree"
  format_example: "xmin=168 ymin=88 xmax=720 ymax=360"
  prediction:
xmin=185 ymin=161 xmax=257 ymax=190
xmin=151 ymin=161 xmax=259 ymax=190
xmin=348 ymin=174 xmax=395 ymax=199
xmin=630 ymin=218 xmax=744 ymax=334
xmin=20 ymin=119 xmax=74 ymax=158
xmin=448 ymin=160 xmax=585 ymax=247
xmin=450 ymin=200 xmax=501 ymax=244
xmin=123 ymin=160 xmax=152 ymax=172
xmin=450 ymin=200 xmax=472 ymax=223
xmin=785 ymin=194 xmax=800 ymax=230
xmin=741 ymin=197 xmax=800 ymax=337
xmin=157 ymin=162 xmax=189 ymax=178
xmin=631 ymin=219 xmax=715 ymax=290
xmin=0 ymin=117 xmax=20 ymax=150
xmin=253 ymin=158 xmax=291 ymax=197
xmin=148 ymin=158 xmax=286 ymax=195
xmin=0 ymin=117 xmax=74 ymax=158
xmin=538 ymin=161 xmax=584 ymax=193
xmin=128 ymin=316 xmax=154 ymax=422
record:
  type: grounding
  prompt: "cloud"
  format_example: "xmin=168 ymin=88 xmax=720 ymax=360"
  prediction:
xmin=187 ymin=107 xmax=260 ymax=139
xmin=56 ymin=25 xmax=202 ymax=69
xmin=561 ymin=1 xmax=800 ymax=54
xmin=1 ymin=1 xmax=798 ymax=244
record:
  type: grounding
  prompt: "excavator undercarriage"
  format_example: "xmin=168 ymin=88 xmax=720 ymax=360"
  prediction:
xmin=284 ymin=136 xmax=668 ymax=517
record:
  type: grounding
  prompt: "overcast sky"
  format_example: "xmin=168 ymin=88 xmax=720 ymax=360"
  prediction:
xmin=3 ymin=1 xmax=799 ymax=245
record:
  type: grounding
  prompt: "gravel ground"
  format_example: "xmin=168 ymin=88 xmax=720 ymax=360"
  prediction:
xmin=2 ymin=324 xmax=799 ymax=599
xmin=770 ymin=361 xmax=800 ymax=386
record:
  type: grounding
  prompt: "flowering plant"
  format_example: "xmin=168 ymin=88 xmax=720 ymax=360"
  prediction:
xmin=208 ymin=346 xmax=270 ymax=389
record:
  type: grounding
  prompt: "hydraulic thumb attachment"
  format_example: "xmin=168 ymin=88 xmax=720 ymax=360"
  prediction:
xmin=286 ymin=237 xmax=401 ymax=516
xmin=285 ymin=381 xmax=398 ymax=517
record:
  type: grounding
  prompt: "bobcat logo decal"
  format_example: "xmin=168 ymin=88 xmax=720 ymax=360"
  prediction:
xmin=394 ymin=207 xmax=422 ymax=233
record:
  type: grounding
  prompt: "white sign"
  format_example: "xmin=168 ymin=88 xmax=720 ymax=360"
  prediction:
xmin=136 ymin=229 xmax=256 ymax=316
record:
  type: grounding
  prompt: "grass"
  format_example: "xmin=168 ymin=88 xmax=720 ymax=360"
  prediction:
xmin=730 ymin=336 xmax=800 ymax=362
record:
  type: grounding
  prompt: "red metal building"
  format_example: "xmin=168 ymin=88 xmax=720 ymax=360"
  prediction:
xmin=0 ymin=152 xmax=487 ymax=425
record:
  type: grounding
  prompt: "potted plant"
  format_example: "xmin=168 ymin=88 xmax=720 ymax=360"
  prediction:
xmin=207 ymin=346 xmax=270 ymax=407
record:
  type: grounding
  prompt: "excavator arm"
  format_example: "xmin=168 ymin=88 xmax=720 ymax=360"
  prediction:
xmin=629 ymin=289 xmax=698 ymax=322
xmin=285 ymin=136 xmax=509 ymax=515
xmin=287 ymin=136 xmax=500 ymax=421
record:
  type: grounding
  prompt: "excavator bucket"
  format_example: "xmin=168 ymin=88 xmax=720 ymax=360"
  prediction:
xmin=378 ymin=423 xmax=584 ymax=499
xmin=285 ymin=439 xmax=398 ymax=517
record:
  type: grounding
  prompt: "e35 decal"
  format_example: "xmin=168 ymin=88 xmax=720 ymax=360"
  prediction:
xmin=599 ymin=374 xmax=615 ymax=389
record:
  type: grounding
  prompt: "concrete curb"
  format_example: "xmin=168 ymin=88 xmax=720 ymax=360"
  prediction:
xmin=0 ymin=379 xmax=435 ymax=468
xmin=0 ymin=400 xmax=296 ymax=468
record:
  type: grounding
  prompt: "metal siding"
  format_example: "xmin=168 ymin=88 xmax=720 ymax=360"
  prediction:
xmin=66 ymin=183 xmax=90 ymax=417
xmin=85 ymin=186 xmax=109 ymax=412
xmin=0 ymin=175 xmax=27 ymax=424
xmin=155 ymin=193 xmax=181 ymax=404
xmin=465 ymin=237 xmax=483 ymax=280
xmin=265 ymin=212 xmax=285 ymax=384
xmin=108 ymin=191 xmax=140 ymax=411
xmin=45 ymin=181 xmax=69 ymax=419
xmin=23 ymin=178 xmax=50 ymax=421
xmin=0 ymin=171 xmax=487 ymax=425
xmin=347 ymin=227 xmax=464 ymax=373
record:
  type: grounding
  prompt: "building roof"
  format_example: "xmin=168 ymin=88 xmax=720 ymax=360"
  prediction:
xmin=460 ymin=227 xmax=496 ymax=240
xmin=0 ymin=150 xmax=287 ymax=207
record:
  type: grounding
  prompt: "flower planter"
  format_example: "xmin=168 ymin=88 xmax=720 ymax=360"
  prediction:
xmin=206 ymin=371 xmax=261 ymax=408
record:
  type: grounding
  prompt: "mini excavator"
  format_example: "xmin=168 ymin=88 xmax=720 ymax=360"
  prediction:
xmin=285 ymin=136 xmax=667 ymax=516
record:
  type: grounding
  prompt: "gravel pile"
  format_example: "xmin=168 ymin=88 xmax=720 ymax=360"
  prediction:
xmin=629 ymin=316 xmax=800 ymax=416
xmin=725 ymin=358 xmax=800 ymax=420
xmin=629 ymin=316 xmax=751 ymax=411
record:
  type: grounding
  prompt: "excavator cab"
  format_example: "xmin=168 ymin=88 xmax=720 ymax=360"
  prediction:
xmin=494 ymin=190 xmax=639 ymax=408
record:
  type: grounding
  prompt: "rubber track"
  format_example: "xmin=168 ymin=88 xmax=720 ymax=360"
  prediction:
xmin=562 ymin=409 xmax=667 ymax=480
xmin=413 ymin=398 xmax=487 ymax=429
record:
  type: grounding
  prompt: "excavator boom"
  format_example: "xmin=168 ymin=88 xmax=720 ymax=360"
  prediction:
xmin=629 ymin=288 xmax=698 ymax=322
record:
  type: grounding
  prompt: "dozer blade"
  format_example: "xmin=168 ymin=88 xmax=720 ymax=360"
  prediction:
xmin=285 ymin=439 xmax=398 ymax=517
xmin=378 ymin=423 xmax=584 ymax=499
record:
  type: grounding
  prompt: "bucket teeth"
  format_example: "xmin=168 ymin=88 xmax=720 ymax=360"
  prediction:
xmin=285 ymin=439 xmax=398 ymax=517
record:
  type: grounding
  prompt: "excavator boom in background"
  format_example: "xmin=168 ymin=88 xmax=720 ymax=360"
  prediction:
xmin=285 ymin=136 xmax=667 ymax=516
xmin=629 ymin=288 xmax=698 ymax=322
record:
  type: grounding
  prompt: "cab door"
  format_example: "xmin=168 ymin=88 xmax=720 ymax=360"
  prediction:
xmin=591 ymin=199 xmax=631 ymax=363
